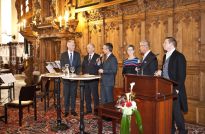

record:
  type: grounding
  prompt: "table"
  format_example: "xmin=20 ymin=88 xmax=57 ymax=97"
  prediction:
xmin=41 ymin=73 xmax=69 ymax=131
xmin=62 ymin=74 xmax=100 ymax=134
xmin=0 ymin=69 xmax=10 ymax=74
xmin=98 ymin=103 xmax=122 ymax=134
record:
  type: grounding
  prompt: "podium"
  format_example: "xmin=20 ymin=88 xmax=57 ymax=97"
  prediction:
xmin=124 ymin=74 xmax=176 ymax=134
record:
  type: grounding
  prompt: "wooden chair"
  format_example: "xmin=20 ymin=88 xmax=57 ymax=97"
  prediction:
xmin=36 ymin=79 xmax=50 ymax=112
xmin=4 ymin=85 xmax=37 ymax=126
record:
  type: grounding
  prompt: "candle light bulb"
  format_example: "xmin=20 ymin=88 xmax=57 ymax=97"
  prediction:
xmin=23 ymin=19 xmax=26 ymax=28
xmin=64 ymin=10 xmax=69 ymax=27
xmin=58 ymin=16 xmax=62 ymax=27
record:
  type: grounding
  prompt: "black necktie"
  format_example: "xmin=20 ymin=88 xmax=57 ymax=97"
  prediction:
xmin=88 ymin=55 xmax=92 ymax=63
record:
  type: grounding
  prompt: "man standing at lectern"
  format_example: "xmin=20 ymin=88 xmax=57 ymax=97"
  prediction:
xmin=155 ymin=37 xmax=188 ymax=134
xmin=138 ymin=40 xmax=158 ymax=75
xmin=60 ymin=40 xmax=81 ymax=117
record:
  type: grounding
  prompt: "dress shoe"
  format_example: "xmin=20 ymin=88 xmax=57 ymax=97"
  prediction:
xmin=64 ymin=112 xmax=69 ymax=117
xmin=103 ymin=117 xmax=112 ymax=122
xmin=94 ymin=108 xmax=98 ymax=115
xmin=85 ymin=111 xmax=92 ymax=115
xmin=94 ymin=111 xmax=98 ymax=116
xmin=71 ymin=111 xmax=78 ymax=116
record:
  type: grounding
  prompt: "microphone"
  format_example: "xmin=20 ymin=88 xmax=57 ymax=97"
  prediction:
xmin=96 ymin=54 xmax=103 ymax=65
xmin=155 ymin=53 xmax=159 ymax=56
xmin=100 ymin=54 xmax=103 ymax=60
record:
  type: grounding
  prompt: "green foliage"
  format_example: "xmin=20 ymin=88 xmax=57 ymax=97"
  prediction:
xmin=120 ymin=109 xmax=143 ymax=134
xmin=120 ymin=114 xmax=130 ymax=134
xmin=133 ymin=109 xmax=143 ymax=134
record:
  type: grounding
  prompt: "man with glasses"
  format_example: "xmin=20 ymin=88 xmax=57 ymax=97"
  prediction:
xmin=137 ymin=40 xmax=158 ymax=75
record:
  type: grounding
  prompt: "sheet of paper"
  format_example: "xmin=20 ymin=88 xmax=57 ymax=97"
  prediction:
xmin=46 ymin=64 xmax=56 ymax=73
xmin=0 ymin=73 xmax=16 ymax=84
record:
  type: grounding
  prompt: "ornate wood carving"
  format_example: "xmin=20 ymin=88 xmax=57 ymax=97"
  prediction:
xmin=174 ymin=10 xmax=200 ymax=37
xmin=174 ymin=0 xmax=199 ymax=7
xmin=84 ymin=9 xmax=103 ymax=21
xmin=15 ymin=0 xmax=205 ymax=125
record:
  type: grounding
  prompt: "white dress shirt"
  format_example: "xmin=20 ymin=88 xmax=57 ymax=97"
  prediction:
xmin=166 ymin=48 xmax=175 ymax=60
xmin=143 ymin=50 xmax=151 ymax=61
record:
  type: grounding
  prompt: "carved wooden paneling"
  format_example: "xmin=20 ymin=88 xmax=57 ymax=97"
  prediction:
xmin=173 ymin=10 xmax=201 ymax=103
xmin=124 ymin=19 xmax=141 ymax=58
xmin=105 ymin=21 xmax=123 ymax=63
xmin=174 ymin=11 xmax=200 ymax=61
xmin=88 ymin=22 xmax=103 ymax=54
xmin=146 ymin=17 xmax=168 ymax=62
xmin=115 ymin=65 xmax=123 ymax=88
xmin=201 ymin=45 xmax=205 ymax=62
xmin=186 ymin=74 xmax=200 ymax=100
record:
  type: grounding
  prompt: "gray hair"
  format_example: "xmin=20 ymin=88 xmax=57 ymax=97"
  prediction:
xmin=140 ymin=40 xmax=150 ymax=47
xmin=87 ymin=43 xmax=95 ymax=48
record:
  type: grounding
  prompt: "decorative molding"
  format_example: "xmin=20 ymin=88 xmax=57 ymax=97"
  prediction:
xmin=75 ymin=0 xmax=133 ymax=13
xmin=174 ymin=0 xmax=199 ymax=7
xmin=124 ymin=19 xmax=141 ymax=32
xmin=174 ymin=10 xmax=200 ymax=36
xmin=84 ymin=9 xmax=104 ymax=21
xmin=104 ymin=21 xmax=120 ymax=33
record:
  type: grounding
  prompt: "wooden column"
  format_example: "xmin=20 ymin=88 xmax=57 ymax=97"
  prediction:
xmin=141 ymin=21 xmax=145 ymax=40
xmin=119 ymin=20 xmax=123 ymax=60
xmin=200 ymin=2 xmax=205 ymax=101
xmin=60 ymin=38 xmax=67 ymax=53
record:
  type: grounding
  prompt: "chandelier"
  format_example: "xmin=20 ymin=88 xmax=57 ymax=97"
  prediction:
xmin=51 ymin=5 xmax=79 ymax=33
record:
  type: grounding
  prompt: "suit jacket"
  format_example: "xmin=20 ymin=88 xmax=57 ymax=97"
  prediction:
xmin=100 ymin=54 xmax=118 ymax=86
xmin=60 ymin=51 xmax=81 ymax=74
xmin=82 ymin=53 xmax=100 ymax=75
xmin=162 ymin=50 xmax=188 ymax=112
xmin=140 ymin=51 xmax=158 ymax=75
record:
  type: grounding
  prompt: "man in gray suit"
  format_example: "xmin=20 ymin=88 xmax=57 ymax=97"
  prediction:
xmin=98 ymin=43 xmax=118 ymax=104
xmin=60 ymin=40 xmax=81 ymax=117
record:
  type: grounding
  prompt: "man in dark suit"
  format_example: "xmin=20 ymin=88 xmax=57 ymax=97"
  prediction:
xmin=138 ymin=40 xmax=158 ymax=75
xmin=155 ymin=37 xmax=188 ymax=134
xmin=60 ymin=40 xmax=81 ymax=117
xmin=82 ymin=43 xmax=100 ymax=114
xmin=98 ymin=43 xmax=118 ymax=104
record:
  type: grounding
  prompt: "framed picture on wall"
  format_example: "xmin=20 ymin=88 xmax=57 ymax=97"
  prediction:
xmin=77 ymin=0 xmax=101 ymax=7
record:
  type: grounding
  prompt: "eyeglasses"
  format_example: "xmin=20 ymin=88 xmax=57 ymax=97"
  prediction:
xmin=127 ymin=49 xmax=134 ymax=52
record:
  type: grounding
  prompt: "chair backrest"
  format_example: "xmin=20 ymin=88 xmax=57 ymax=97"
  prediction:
xmin=19 ymin=85 xmax=36 ymax=101
xmin=45 ymin=79 xmax=50 ymax=92
xmin=33 ymin=74 xmax=41 ymax=85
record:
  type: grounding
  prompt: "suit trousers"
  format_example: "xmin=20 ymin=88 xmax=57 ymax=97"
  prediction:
xmin=84 ymin=80 xmax=99 ymax=112
xmin=63 ymin=80 xmax=78 ymax=112
xmin=100 ymin=85 xmax=114 ymax=104
xmin=171 ymin=98 xmax=187 ymax=134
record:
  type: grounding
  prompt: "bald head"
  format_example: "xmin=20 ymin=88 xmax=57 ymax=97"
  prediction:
xmin=87 ymin=43 xmax=95 ymax=54
xmin=139 ymin=40 xmax=150 ymax=54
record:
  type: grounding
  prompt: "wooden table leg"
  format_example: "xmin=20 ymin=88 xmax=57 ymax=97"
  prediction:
xmin=98 ymin=117 xmax=102 ymax=134
xmin=112 ymin=119 xmax=116 ymax=134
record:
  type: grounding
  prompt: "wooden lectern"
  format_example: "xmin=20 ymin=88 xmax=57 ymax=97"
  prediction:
xmin=124 ymin=74 xmax=176 ymax=134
